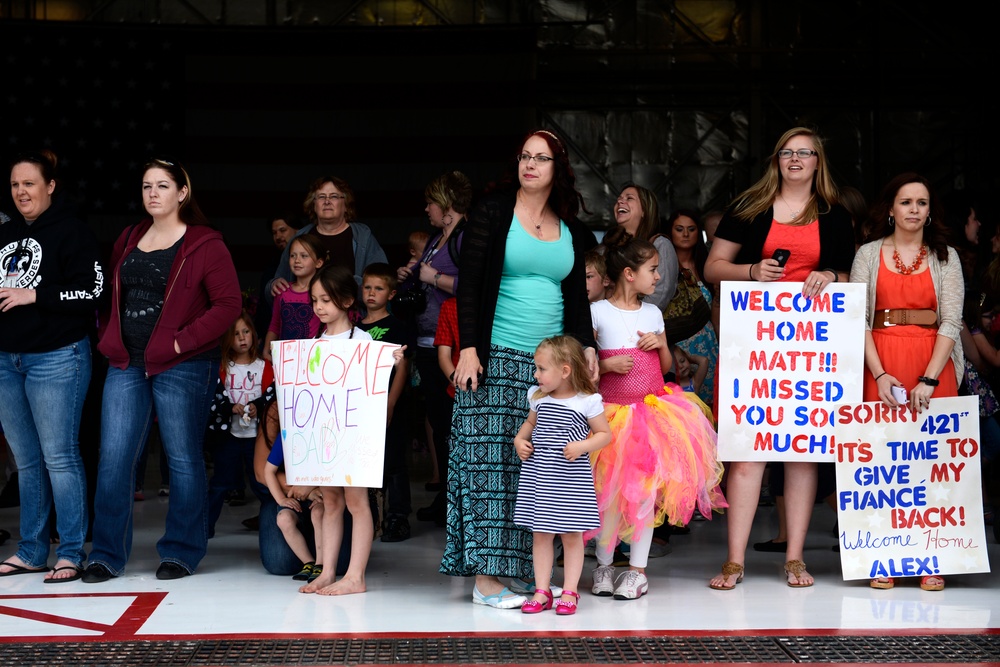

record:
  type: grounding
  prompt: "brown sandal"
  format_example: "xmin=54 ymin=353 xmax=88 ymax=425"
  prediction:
xmin=709 ymin=561 xmax=744 ymax=590
xmin=784 ymin=560 xmax=813 ymax=588
xmin=870 ymin=577 xmax=895 ymax=589
xmin=920 ymin=575 xmax=945 ymax=591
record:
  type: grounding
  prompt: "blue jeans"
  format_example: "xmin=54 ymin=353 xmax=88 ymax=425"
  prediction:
xmin=207 ymin=433 xmax=268 ymax=535
xmin=0 ymin=338 xmax=91 ymax=568
xmin=89 ymin=359 xmax=217 ymax=575
xmin=258 ymin=497 xmax=350 ymax=577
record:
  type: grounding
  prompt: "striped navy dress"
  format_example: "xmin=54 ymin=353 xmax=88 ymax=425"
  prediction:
xmin=513 ymin=387 xmax=604 ymax=533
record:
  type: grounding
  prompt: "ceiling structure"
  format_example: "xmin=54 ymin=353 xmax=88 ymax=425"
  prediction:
xmin=2 ymin=1 xmax=994 ymax=268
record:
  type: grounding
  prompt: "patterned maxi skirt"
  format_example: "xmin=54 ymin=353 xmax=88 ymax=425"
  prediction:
xmin=439 ymin=344 xmax=535 ymax=579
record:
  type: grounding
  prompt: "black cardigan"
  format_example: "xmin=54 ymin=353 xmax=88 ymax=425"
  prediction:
xmin=457 ymin=190 xmax=598 ymax=376
xmin=715 ymin=203 xmax=856 ymax=272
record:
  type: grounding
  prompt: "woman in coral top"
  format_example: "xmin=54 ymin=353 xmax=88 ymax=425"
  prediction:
xmin=704 ymin=127 xmax=855 ymax=590
xmin=850 ymin=172 xmax=963 ymax=592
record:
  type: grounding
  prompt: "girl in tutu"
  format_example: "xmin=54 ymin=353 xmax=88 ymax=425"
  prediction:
xmin=513 ymin=335 xmax=611 ymax=615
xmin=587 ymin=228 xmax=726 ymax=600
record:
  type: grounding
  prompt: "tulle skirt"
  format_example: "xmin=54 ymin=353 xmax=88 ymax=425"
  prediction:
xmin=585 ymin=381 xmax=727 ymax=546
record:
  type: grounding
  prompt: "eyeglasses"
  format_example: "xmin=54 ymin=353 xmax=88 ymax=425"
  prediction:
xmin=315 ymin=193 xmax=345 ymax=201
xmin=516 ymin=153 xmax=553 ymax=165
xmin=776 ymin=149 xmax=818 ymax=159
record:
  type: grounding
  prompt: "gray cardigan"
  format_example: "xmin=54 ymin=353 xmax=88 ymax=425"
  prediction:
xmin=849 ymin=238 xmax=964 ymax=386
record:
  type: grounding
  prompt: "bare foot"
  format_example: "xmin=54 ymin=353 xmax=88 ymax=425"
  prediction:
xmin=316 ymin=574 xmax=366 ymax=596
xmin=43 ymin=559 xmax=81 ymax=582
xmin=299 ymin=573 xmax=336 ymax=594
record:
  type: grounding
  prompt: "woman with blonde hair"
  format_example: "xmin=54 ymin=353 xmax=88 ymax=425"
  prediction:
xmin=704 ymin=127 xmax=855 ymax=590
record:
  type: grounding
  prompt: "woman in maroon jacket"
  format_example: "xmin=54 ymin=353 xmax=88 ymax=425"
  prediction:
xmin=83 ymin=158 xmax=241 ymax=583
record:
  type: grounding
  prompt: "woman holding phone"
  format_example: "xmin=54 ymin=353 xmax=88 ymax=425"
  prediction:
xmin=703 ymin=127 xmax=855 ymax=589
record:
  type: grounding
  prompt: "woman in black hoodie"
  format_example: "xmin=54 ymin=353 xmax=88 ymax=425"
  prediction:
xmin=0 ymin=150 xmax=105 ymax=583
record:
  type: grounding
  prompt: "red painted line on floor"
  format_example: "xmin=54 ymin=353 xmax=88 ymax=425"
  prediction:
xmin=0 ymin=592 xmax=167 ymax=641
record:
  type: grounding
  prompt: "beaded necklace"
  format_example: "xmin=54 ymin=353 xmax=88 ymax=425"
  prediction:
xmin=893 ymin=244 xmax=927 ymax=275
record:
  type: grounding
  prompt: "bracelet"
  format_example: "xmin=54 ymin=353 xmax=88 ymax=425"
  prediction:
xmin=874 ymin=371 xmax=887 ymax=382
xmin=918 ymin=376 xmax=939 ymax=387
xmin=434 ymin=272 xmax=442 ymax=288
xmin=824 ymin=269 xmax=839 ymax=283
xmin=749 ymin=263 xmax=756 ymax=281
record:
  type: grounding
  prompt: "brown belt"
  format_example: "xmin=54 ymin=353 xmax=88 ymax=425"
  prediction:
xmin=872 ymin=308 xmax=938 ymax=329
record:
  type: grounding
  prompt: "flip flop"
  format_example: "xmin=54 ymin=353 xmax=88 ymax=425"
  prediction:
xmin=43 ymin=565 xmax=84 ymax=584
xmin=0 ymin=560 xmax=47 ymax=577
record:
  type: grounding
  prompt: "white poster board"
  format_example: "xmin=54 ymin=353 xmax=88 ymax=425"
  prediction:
xmin=834 ymin=396 xmax=990 ymax=580
xmin=271 ymin=338 xmax=398 ymax=487
xmin=717 ymin=281 xmax=867 ymax=461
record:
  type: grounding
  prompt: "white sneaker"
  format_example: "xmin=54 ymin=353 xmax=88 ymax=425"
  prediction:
xmin=592 ymin=565 xmax=615 ymax=596
xmin=613 ymin=570 xmax=648 ymax=600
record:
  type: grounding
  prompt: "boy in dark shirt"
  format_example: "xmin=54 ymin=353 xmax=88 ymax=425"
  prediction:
xmin=358 ymin=263 xmax=415 ymax=542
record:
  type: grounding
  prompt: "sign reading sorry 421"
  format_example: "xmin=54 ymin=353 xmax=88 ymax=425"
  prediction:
xmin=834 ymin=396 xmax=990 ymax=580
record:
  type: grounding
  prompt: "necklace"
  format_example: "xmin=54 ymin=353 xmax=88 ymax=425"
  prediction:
xmin=893 ymin=244 xmax=927 ymax=275
xmin=611 ymin=297 xmax=642 ymax=343
xmin=518 ymin=192 xmax=546 ymax=238
xmin=779 ymin=193 xmax=805 ymax=218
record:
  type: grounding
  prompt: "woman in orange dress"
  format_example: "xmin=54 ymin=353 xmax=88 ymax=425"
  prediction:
xmin=850 ymin=171 xmax=964 ymax=591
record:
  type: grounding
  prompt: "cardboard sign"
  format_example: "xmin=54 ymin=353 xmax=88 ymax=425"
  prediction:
xmin=717 ymin=281 xmax=867 ymax=461
xmin=834 ymin=396 xmax=990 ymax=580
xmin=271 ymin=338 xmax=398 ymax=487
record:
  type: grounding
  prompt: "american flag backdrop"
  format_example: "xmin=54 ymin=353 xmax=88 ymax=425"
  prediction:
xmin=3 ymin=20 xmax=537 ymax=293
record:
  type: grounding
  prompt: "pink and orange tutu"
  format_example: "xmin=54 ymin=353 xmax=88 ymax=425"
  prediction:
xmin=585 ymin=347 xmax=727 ymax=546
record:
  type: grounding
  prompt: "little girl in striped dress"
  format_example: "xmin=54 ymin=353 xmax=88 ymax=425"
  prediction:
xmin=513 ymin=335 xmax=611 ymax=616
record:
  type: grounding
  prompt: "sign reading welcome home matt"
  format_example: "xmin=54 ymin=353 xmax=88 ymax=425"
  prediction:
xmin=717 ymin=281 xmax=866 ymax=461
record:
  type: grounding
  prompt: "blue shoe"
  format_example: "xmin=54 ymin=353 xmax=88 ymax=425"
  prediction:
xmin=472 ymin=585 xmax=526 ymax=609
xmin=507 ymin=577 xmax=563 ymax=598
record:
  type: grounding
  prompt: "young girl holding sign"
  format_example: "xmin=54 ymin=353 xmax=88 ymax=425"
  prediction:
xmin=588 ymin=228 xmax=725 ymax=600
xmin=299 ymin=265 xmax=405 ymax=595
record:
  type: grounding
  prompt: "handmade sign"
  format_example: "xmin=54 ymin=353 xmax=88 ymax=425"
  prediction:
xmin=717 ymin=281 xmax=866 ymax=461
xmin=271 ymin=338 xmax=398 ymax=487
xmin=834 ymin=396 xmax=990 ymax=580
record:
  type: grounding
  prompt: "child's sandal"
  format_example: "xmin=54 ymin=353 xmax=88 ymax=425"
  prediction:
xmin=520 ymin=588 xmax=553 ymax=614
xmin=554 ymin=590 xmax=580 ymax=616
xmin=292 ymin=562 xmax=315 ymax=581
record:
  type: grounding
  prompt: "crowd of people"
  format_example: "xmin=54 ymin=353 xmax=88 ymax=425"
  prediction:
xmin=0 ymin=126 xmax=997 ymax=605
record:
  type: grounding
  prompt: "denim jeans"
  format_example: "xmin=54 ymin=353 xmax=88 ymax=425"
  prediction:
xmin=258 ymin=497 xmax=350 ymax=577
xmin=207 ymin=432 xmax=268 ymax=535
xmin=88 ymin=358 xmax=217 ymax=575
xmin=0 ymin=338 xmax=91 ymax=568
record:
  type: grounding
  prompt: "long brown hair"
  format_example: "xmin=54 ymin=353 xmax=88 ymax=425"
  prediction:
xmin=866 ymin=172 xmax=949 ymax=262
xmin=220 ymin=310 xmax=260 ymax=364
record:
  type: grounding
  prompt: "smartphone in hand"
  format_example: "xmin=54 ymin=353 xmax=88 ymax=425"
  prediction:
xmin=771 ymin=248 xmax=791 ymax=267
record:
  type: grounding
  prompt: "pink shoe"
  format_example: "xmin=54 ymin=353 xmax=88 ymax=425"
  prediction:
xmin=554 ymin=590 xmax=580 ymax=616
xmin=520 ymin=589 xmax=553 ymax=614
